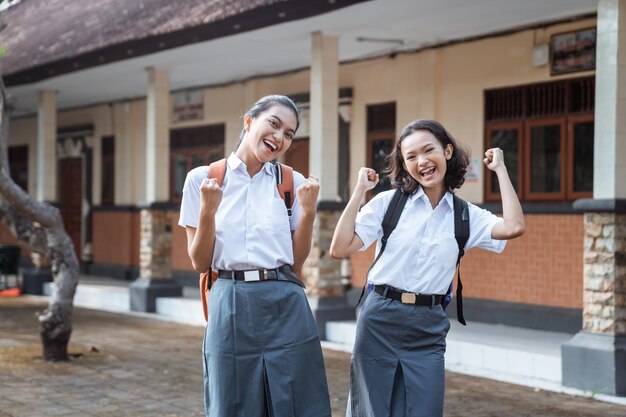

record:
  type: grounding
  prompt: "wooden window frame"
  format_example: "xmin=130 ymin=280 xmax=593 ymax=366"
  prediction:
xmin=485 ymin=121 xmax=523 ymax=202
xmin=567 ymin=112 xmax=594 ymax=200
xmin=367 ymin=130 xmax=395 ymax=200
xmin=523 ymin=117 xmax=567 ymax=201
xmin=170 ymin=145 xmax=223 ymax=203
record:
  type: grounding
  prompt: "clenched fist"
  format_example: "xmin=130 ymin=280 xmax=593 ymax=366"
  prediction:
xmin=483 ymin=148 xmax=506 ymax=172
xmin=356 ymin=167 xmax=379 ymax=192
xmin=297 ymin=175 xmax=320 ymax=216
xmin=199 ymin=178 xmax=223 ymax=215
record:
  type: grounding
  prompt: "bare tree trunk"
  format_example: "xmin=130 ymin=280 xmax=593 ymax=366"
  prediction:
xmin=0 ymin=77 xmax=79 ymax=361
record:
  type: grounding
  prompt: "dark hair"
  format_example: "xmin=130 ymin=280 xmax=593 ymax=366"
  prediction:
xmin=385 ymin=119 xmax=470 ymax=193
xmin=239 ymin=94 xmax=301 ymax=140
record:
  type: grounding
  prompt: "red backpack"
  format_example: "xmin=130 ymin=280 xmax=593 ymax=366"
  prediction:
xmin=198 ymin=159 xmax=294 ymax=321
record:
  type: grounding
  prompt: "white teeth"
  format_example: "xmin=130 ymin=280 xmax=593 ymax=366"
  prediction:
xmin=263 ymin=140 xmax=277 ymax=151
xmin=420 ymin=167 xmax=435 ymax=176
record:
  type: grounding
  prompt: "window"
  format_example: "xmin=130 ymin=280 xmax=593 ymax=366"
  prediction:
xmin=170 ymin=125 xmax=225 ymax=202
xmin=101 ymin=136 xmax=115 ymax=205
xmin=8 ymin=145 xmax=28 ymax=192
xmin=485 ymin=77 xmax=594 ymax=202
xmin=367 ymin=103 xmax=396 ymax=197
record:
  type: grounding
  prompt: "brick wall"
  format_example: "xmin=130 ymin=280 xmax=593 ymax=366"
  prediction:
xmin=350 ymin=214 xmax=584 ymax=309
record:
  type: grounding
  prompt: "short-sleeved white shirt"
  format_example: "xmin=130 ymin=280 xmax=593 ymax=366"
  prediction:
xmin=178 ymin=153 xmax=305 ymax=271
xmin=355 ymin=187 xmax=506 ymax=295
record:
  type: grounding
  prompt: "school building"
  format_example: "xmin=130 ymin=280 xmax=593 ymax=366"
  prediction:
xmin=1 ymin=0 xmax=624 ymax=395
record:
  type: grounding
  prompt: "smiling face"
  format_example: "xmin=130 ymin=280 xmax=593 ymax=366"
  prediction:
xmin=240 ymin=104 xmax=297 ymax=166
xmin=400 ymin=129 xmax=453 ymax=197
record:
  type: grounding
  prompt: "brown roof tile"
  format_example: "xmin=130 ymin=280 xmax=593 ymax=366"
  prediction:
xmin=1 ymin=0 xmax=368 ymax=85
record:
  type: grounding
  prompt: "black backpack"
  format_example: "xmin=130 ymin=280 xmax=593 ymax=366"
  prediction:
xmin=357 ymin=188 xmax=470 ymax=325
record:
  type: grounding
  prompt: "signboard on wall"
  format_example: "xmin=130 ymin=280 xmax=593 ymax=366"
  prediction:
xmin=464 ymin=157 xmax=481 ymax=182
xmin=172 ymin=90 xmax=204 ymax=122
xmin=550 ymin=28 xmax=596 ymax=76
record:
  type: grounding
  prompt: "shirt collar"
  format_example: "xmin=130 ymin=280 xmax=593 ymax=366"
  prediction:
xmin=410 ymin=186 xmax=454 ymax=210
xmin=226 ymin=152 xmax=275 ymax=177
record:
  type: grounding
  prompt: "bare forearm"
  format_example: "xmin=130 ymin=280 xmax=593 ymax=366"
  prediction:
xmin=494 ymin=166 xmax=525 ymax=239
xmin=188 ymin=211 xmax=216 ymax=272
xmin=292 ymin=212 xmax=315 ymax=273
xmin=330 ymin=187 xmax=366 ymax=258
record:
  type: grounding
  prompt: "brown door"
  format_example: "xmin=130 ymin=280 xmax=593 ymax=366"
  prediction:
xmin=283 ymin=138 xmax=309 ymax=177
xmin=59 ymin=158 xmax=82 ymax=260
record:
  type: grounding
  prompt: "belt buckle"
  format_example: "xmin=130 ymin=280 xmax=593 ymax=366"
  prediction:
xmin=401 ymin=292 xmax=416 ymax=304
xmin=243 ymin=270 xmax=261 ymax=282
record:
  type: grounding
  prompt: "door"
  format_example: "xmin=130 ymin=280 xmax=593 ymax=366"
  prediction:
xmin=59 ymin=158 xmax=82 ymax=260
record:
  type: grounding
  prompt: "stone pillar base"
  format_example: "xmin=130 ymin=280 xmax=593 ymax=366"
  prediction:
xmin=21 ymin=267 xmax=53 ymax=295
xmin=562 ymin=332 xmax=626 ymax=396
xmin=129 ymin=277 xmax=182 ymax=313
xmin=307 ymin=295 xmax=355 ymax=340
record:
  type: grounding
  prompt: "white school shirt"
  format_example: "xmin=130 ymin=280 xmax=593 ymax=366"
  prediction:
xmin=178 ymin=153 xmax=305 ymax=271
xmin=355 ymin=187 xmax=506 ymax=295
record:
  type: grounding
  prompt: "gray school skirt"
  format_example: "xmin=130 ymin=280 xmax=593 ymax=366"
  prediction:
xmin=347 ymin=290 xmax=451 ymax=417
xmin=203 ymin=277 xmax=331 ymax=417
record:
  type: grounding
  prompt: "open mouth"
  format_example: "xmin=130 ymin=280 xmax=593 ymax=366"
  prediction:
xmin=419 ymin=167 xmax=435 ymax=178
xmin=263 ymin=139 xmax=277 ymax=153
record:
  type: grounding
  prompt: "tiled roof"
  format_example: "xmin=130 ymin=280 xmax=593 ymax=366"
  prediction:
xmin=1 ymin=0 xmax=288 ymax=76
xmin=0 ymin=0 xmax=367 ymax=85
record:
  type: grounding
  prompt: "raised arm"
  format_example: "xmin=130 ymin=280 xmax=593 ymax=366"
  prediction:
xmin=185 ymin=178 xmax=222 ymax=272
xmin=329 ymin=167 xmax=379 ymax=259
xmin=291 ymin=175 xmax=320 ymax=275
xmin=485 ymin=148 xmax=525 ymax=240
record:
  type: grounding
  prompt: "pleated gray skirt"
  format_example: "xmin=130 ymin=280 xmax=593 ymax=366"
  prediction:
xmin=203 ymin=278 xmax=331 ymax=417
xmin=347 ymin=290 xmax=450 ymax=417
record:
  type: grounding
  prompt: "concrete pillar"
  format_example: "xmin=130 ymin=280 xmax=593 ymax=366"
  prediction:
xmin=130 ymin=209 xmax=181 ymax=312
xmin=130 ymin=67 xmax=181 ymax=312
xmin=562 ymin=0 xmax=626 ymax=396
xmin=310 ymin=31 xmax=339 ymax=201
xmin=145 ymin=67 xmax=170 ymax=204
xmin=36 ymin=90 xmax=57 ymax=202
xmin=307 ymin=32 xmax=354 ymax=339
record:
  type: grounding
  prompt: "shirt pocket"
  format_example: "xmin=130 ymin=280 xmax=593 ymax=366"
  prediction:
xmin=431 ymin=234 xmax=460 ymax=275
xmin=257 ymin=198 xmax=291 ymax=236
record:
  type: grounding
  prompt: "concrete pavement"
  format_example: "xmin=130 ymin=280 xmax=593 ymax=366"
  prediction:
xmin=2 ymin=296 xmax=626 ymax=416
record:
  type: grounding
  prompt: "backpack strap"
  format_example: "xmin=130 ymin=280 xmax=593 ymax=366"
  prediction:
xmin=275 ymin=162 xmax=294 ymax=218
xmin=452 ymin=194 xmax=470 ymax=325
xmin=207 ymin=158 xmax=227 ymax=187
xmin=355 ymin=188 xmax=408 ymax=307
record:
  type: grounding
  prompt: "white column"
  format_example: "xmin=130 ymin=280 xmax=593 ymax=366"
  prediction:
xmin=310 ymin=31 xmax=339 ymax=200
xmin=36 ymin=90 xmax=57 ymax=202
xmin=594 ymin=0 xmax=626 ymax=199
xmin=145 ymin=67 xmax=170 ymax=203
xmin=113 ymin=102 xmax=133 ymax=205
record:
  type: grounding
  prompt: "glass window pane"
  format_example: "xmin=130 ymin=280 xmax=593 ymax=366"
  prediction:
xmin=530 ymin=124 xmax=561 ymax=193
xmin=371 ymin=138 xmax=393 ymax=196
xmin=489 ymin=128 xmax=519 ymax=194
xmin=572 ymin=121 xmax=594 ymax=193
xmin=174 ymin=156 xmax=188 ymax=198
xmin=191 ymin=155 xmax=204 ymax=168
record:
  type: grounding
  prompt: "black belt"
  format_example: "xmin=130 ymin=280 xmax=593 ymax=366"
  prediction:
xmin=217 ymin=265 xmax=305 ymax=288
xmin=373 ymin=284 xmax=444 ymax=307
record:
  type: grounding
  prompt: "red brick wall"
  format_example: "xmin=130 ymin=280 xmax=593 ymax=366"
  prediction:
xmin=349 ymin=214 xmax=584 ymax=309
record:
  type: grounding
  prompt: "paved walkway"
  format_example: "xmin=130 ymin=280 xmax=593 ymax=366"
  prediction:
xmin=1 ymin=297 xmax=626 ymax=417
